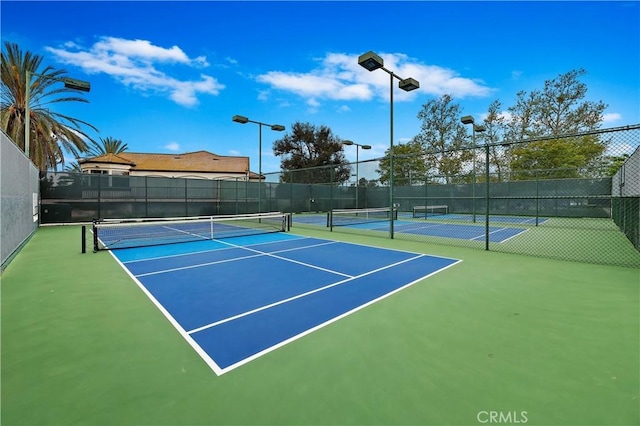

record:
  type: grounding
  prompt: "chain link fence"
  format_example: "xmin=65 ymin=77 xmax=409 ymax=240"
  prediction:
xmin=268 ymin=125 xmax=640 ymax=268
xmin=39 ymin=125 xmax=640 ymax=268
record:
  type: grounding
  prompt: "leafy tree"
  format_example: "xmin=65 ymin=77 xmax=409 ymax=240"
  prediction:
xmin=273 ymin=122 xmax=351 ymax=184
xmin=481 ymin=100 xmax=510 ymax=181
xmin=61 ymin=137 xmax=128 ymax=177
xmin=504 ymin=90 xmax=537 ymax=142
xmin=509 ymin=135 xmax=606 ymax=179
xmin=530 ymin=69 xmax=606 ymax=135
xmin=357 ymin=177 xmax=378 ymax=188
xmin=87 ymin=136 xmax=129 ymax=157
xmin=376 ymin=140 xmax=427 ymax=186
xmin=502 ymin=69 xmax=608 ymax=179
xmin=0 ymin=41 xmax=97 ymax=170
xmin=604 ymin=153 xmax=630 ymax=177
xmin=414 ymin=94 xmax=473 ymax=183
xmin=63 ymin=162 xmax=82 ymax=173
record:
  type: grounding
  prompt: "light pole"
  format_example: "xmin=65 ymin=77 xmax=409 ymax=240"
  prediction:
xmin=24 ymin=71 xmax=91 ymax=158
xmin=461 ymin=116 xmax=485 ymax=223
xmin=343 ymin=140 xmax=371 ymax=209
xmin=232 ymin=115 xmax=285 ymax=213
xmin=358 ymin=51 xmax=419 ymax=238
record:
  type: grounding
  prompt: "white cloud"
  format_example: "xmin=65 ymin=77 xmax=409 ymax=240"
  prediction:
xmin=257 ymin=71 xmax=370 ymax=101
xmin=45 ymin=37 xmax=223 ymax=107
xmin=603 ymin=113 xmax=622 ymax=124
xmin=164 ymin=142 xmax=181 ymax=151
xmin=94 ymin=37 xmax=195 ymax=63
xmin=256 ymin=52 xmax=493 ymax=108
xmin=306 ymin=98 xmax=320 ymax=114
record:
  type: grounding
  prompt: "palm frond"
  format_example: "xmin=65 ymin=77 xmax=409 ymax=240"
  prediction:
xmin=1 ymin=41 xmax=99 ymax=170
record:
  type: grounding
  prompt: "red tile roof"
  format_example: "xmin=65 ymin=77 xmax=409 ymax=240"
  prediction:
xmin=80 ymin=151 xmax=250 ymax=174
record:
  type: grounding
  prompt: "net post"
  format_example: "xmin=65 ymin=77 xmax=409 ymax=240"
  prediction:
xmin=81 ymin=225 xmax=86 ymax=253
xmin=92 ymin=220 xmax=99 ymax=252
xmin=535 ymin=170 xmax=540 ymax=226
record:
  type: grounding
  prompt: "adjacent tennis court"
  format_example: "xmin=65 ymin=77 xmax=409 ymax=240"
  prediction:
xmin=342 ymin=220 xmax=526 ymax=242
xmin=101 ymin=219 xmax=460 ymax=375
xmin=315 ymin=208 xmax=529 ymax=242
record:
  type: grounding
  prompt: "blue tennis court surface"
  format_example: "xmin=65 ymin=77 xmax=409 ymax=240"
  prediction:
xmin=346 ymin=220 xmax=527 ymax=242
xmin=112 ymin=233 xmax=461 ymax=375
xmin=407 ymin=213 xmax=549 ymax=225
xmin=294 ymin=213 xmax=536 ymax=242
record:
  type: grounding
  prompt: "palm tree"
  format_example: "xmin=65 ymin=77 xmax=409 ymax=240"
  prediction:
xmin=62 ymin=137 xmax=128 ymax=175
xmin=87 ymin=136 xmax=129 ymax=157
xmin=0 ymin=41 xmax=98 ymax=170
xmin=62 ymin=162 xmax=83 ymax=173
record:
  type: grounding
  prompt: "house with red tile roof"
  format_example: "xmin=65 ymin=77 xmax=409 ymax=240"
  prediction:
xmin=78 ymin=150 xmax=260 ymax=180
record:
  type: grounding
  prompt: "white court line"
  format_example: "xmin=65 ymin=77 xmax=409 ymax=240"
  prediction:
xmin=215 ymin=258 xmax=463 ymax=375
xmin=136 ymin=252 xmax=266 ymax=277
xmin=186 ymin=252 xmax=428 ymax=335
xmin=123 ymin=235 xmax=320 ymax=264
xmin=135 ymin=240 xmax=344 ymax=278
xmin=216 ymin=239 xmax=351 ymax=278
xmin=394 ymin=222 xmax=448 ymax=234
xmin=499 ymin=228 xmax=529 ymax=243
xmin=469 ymin=226 xmax=514 ymax=241
xmin=107 ymin=250 xmax=225 ymax=376
xmin=470 ymin=227 xmax=528 ymax=242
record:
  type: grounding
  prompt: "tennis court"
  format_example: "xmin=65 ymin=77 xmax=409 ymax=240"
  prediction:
xmin=100 ymin=217 xmax=460 ymax=375
xmin=345 ymin=220 xmax=526 ymax=242
xmin=3 ymin=223 xmax=638 ymax=426
xmin=406 ymin=212 xmax=549 ymax=225
xmin=310 ymin=208 xmax=528 ymax=243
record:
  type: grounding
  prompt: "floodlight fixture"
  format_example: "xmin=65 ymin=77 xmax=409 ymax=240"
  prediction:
xmin=232 ymin=114 xmax=285 ymax=213
xmin=232 ymin=115 xmax=249 ymax=124
xmin=399 ymin=78 xmax=420 ymax=92
xmin=357 ymin=50 xmax=420 ymax=238
xmin=62 ymin=77 xmax=91 ymax=92
xmin=358 ymin=51 xmax=384 ymax=71
xmin=342 ymin=139 xmax=372 ymax=208
xmin=461 ymin=115 xmax=486 ymax=224
xmin=461 ymin=115 xmax=474 ymax=125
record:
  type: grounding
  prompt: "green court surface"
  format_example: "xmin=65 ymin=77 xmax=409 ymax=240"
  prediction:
xmin=1 ymin=225 xmax=638 ymax=426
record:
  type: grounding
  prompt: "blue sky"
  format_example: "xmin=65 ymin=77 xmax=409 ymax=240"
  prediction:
xmin=2 ymin=1 xmax=639 ymax=178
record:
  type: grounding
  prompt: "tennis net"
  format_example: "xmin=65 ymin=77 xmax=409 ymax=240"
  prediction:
xmin=328 ymin=207 xmax=398 ymax=229
xmin=92 ymin=212 xmax=290 ymax=251
xmin=412 ymin=205 xmax=449 ymax=218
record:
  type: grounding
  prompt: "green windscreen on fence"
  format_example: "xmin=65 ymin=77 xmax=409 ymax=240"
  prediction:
xmin=39 ymin=125 xmax=640 ymax=267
